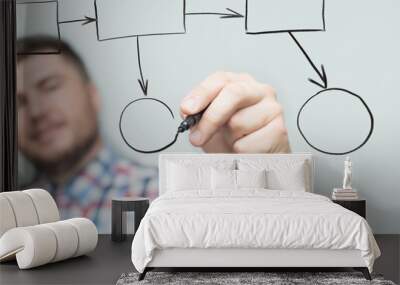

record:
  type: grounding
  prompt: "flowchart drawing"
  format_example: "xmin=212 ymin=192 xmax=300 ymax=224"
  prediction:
xmin=245 ymin=0 xmax=325 ymax=34
xmin=136 ymin=37 xmax=149 ymax=95
xmin=16 ymin=0 xmax=375 ymax=155
xmin=119 ymin=98 xmax=177 ymax=154
xmin=94 ymin=0 xmax=186 ymax=41
xmin=16 ymin=0 xmax=61 ymax=54
xmin=287 ymin=32 xmax=374 ymax=155
xmin=297 ymin=88 xmax=374 ymax=155
xmin=288 ymin=32 xmax=327 ymax=89
xmin=16 ymin=0 xmax=95 ymax=55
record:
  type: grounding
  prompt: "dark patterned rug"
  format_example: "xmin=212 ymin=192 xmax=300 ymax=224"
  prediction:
xmin=116 ymin=272 xmax=396 ymax=285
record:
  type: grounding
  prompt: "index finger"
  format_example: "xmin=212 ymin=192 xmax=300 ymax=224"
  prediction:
xmin=180 ymin=72 xmax=249 ymax=116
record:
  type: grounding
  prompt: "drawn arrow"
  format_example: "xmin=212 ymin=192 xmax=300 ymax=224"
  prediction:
xmin=288 ymin=32 xmax=328 ymax=89
xmin=186 ymin=8 xmax=244 ymax=19
xmin=58 ymin=16 xmax=96 ymax=26
xmin=136 ymin=37 xmax=149 ymax=96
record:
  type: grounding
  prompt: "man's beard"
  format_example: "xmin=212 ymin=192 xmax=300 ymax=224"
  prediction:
xmin=31 ymin=127 xmax=100 ymax=180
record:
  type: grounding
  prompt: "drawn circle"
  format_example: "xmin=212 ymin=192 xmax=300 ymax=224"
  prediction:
xmin=297 ymin=88 xmax=374 ymax=155
xmin=119 ymin=98 xmax=178 ymax=154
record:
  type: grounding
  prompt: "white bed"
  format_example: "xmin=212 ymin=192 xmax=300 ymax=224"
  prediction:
xmin=131 ymin=153 xmax=380 ymax=280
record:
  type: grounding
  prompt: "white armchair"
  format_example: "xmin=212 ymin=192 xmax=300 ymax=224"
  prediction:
xmin=0 ymin=189 xmax=98 ymax=269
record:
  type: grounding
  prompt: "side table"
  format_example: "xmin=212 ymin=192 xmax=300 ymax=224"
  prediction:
xmin=332 ymin=199 xmax=366 ymax=219
xmin=112 ymin=197 xmax=149 ymax=242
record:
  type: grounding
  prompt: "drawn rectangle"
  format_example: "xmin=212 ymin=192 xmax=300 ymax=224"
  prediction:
xmin=246 ymin=0 xmax=325 ymax=34
xmin=16 ymin=1 xmax=60 ymax=54
xmin=95 ymin=0 xmax=186 ymax=41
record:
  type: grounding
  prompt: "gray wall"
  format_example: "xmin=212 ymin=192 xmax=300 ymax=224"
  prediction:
xmin=17 ymin=0 xmax=400 ymax=233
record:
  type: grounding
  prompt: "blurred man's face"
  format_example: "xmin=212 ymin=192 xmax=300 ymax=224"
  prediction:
xmin=17 ymin=55 xmax=99 ymax=169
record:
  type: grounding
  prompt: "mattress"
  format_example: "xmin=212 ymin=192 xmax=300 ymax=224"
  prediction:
xmin=131 ymin=189 xmax=380 ymax=273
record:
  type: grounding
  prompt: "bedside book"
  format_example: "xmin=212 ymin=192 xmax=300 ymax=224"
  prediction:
xmin=332 ymin=188 xmax=358 ymax=200
xmin=333 ymin=188 xmax=358 ymax=193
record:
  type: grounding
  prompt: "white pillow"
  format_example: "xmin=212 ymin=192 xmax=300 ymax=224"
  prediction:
xmin=238 ymin=159 xmax=308 ymax=191
xmin=167 ymin=162 xmax=210 ymax=191
xmin=211 ymin=169 xmax=268 ymax=190
xmin=211 ymin=168 xmax=236 ymax=190
xmin=236 ymin=169 xmax=268 ymax=189
xmin=266 ymin=163 xmax=306 ymax=191
xmin=166 ymin=159 xmax=236 ymax=192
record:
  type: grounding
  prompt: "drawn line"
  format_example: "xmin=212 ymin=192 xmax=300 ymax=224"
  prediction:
xmin=94 ymin=0 xmax=100 ymax=42
xmin=308 ymin=78 xmax=326 ymax=89
xmin=225 ymin=8 xmax=239 ymax=15
xmin=16 ymin=0 xmax=56 ymax=4
xmin=95 ymin=31 xmax=186 ymax=42
xmin=58 ymin=19 xmax=86 ymax=24
xmin=58 ymin=16 xmax=96 ymax=26
xmin=186 ymin=12 xmax=221 ymax=16
xmin=297 ymin=88 xmax=374 ymax=155
xmin=322 ymin=0 xmax=326 ymax=31
xmin=246 ymin=29 xmax=325 ymax=35
xmin=183 ymin=0 xmax=187 ymax=32
xmin=245 ymin=0 xmax=248 ymax=31
xmin=136 ymin=36 xmax=148 ymax=96
xmin=288 ymin=31 xmax=328 ymax=89
xmin=119 ymin=98 xmax=177 ymax=154
xmin=185 ymin=8 xmax=243 ymax=19
xmin=56 ymin=0 xmax=61 ymax=45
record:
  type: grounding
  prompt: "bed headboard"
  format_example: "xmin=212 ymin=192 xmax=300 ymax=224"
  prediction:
xmin=158 ymin=153 xmax=314 ymax=195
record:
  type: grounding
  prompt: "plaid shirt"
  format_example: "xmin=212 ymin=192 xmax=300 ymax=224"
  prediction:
xmin=30 ymin=147 xmax=158 ymax=233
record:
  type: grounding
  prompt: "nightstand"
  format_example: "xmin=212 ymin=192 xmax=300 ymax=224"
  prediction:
xmin=332 ymin=199 xmax=366 ymax=219
xmin=112 ymin=197 xmax=149 ymax=242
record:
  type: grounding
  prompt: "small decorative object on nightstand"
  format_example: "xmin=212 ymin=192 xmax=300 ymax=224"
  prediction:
xmin=332 ymin=199 xmax=366 ymax=219
xmin=111 ymin=197 xmax=149 ymax=242
xmin=332 ymin=157 xmax=359 ymax=200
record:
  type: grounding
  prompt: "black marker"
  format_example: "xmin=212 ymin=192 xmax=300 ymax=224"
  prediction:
xmin=178 ymin=109 xmax=206 ymax=133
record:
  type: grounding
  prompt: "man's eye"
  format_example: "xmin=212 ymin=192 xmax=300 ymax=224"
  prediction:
xmin=42 ymin=79 xmax=61 ymax=92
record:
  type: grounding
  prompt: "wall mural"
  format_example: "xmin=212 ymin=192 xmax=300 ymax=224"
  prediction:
xmin=17 ymin=0 xmax=374 ymax=155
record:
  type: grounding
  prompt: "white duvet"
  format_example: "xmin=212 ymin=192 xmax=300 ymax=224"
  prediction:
xmin=131 ymin=190 xmax=380 ymax=273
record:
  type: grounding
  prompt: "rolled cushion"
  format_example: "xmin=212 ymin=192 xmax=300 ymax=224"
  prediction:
xmin=0 ymin=226 xmax=57 ymax=269
xmin=0 ymin=218 xmax=98 ymax=269
xmin=0 ymin=191 xmax=39 ymax=227
xmin=42 ymin=221 xmax=79 ymax=262
xmin=0 ymin=196 xmax=17 ymax=237
xmin=23 ymin=189 xmax=59 ymax=224
xmin=0 ymin=189 xmax=60 ymax=239
xmin=65 ymin=218 xmax=98 ymax=257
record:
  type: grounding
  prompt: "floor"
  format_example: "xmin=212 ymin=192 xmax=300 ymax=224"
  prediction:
xmin=0 ymin=235 xmax=398 ymax=285
xmin=374 ymin=235 xmax=400 ymax=284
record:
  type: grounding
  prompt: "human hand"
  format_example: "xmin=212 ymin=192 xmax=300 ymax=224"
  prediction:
xmin=180 ymin=72 xmax=291 ymax=153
